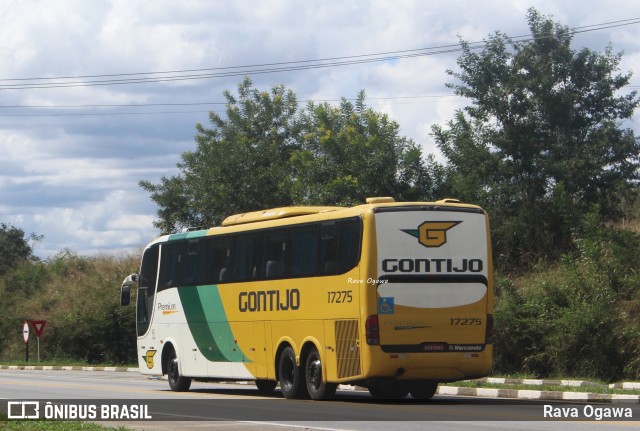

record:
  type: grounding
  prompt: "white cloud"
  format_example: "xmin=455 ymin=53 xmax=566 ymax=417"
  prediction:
xmin=29 ymin=189 xmax=157 ymax=256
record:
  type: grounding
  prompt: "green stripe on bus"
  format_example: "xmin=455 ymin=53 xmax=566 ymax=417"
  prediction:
xmin=168 ymin=230 xmax=207 ymax=241
xmin=178 ymin=285 xmax=250 ymax=363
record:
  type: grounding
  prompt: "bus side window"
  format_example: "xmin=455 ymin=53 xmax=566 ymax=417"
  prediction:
xmin=338 ymin=219 xmax=361 ymax=273
xmin=234 ymin=234 xmax=258 ymax=282
xmin=158 ymin=242 xmax=184 ymax=289
xmin=183 ymin=239 xmax=203 ymax=286
xmin=318 ymin=222 xmax=338 ymax=275
xmin=260 ymin=229 xmax=286 ymax=279
xmin=201 ymin=237 xmax=215 ymax=284
xmin=207 ymin=237 xmax=232 ymax=284
xmin=287 ymin=225 xmax=318 ymax=277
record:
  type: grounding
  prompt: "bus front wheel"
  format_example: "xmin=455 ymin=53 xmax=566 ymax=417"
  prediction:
xmin=278 ymin=346 xmax=307 ymax=399
xmin=166 ymin=349 xmax=191 ymax=392
xmin=305 ymin=348 xmax=337 ymax=400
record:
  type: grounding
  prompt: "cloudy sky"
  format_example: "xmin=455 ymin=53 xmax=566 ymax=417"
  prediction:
xmin=1 ymin=0 xmax=638 ymax=258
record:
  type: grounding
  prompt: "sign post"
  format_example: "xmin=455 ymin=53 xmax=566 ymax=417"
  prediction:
xmin=31 ymin=320 xmax=47 ymax=362
xmin=22 ymin=321 xmax=30 ymax=362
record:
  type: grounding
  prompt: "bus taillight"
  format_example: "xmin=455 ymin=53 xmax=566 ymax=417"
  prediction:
xmin=366 ymin=314 xmax=380 ymax=345
xmin=485 ymin=314 xmax=494 ymax=344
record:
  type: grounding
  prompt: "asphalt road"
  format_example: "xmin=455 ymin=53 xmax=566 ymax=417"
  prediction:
xmin=0 ymin=369 xmax=638 ymax=431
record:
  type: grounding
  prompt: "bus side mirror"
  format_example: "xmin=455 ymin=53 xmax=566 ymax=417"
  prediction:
xmin=120 ymin=273 xmax=138 ymax=306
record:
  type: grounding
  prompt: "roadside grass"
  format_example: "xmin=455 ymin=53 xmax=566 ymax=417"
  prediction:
xmin=445 ymin=380 xmax=640 ymax=396
xmin=0 ymin=359 xmax=137 ymax=368
xmin=0 ymin=416 xmax=130 ymax=431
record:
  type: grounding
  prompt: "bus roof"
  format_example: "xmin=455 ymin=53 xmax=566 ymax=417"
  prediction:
xmin=221 ymin=197 xmax=482 ymax=227
xmin=141 ymin=197 xmax=486 ymax=251
xmin=222 ymin=206 xmax=343 ymax=226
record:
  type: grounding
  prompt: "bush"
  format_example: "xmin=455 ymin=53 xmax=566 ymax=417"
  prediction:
xmin=493 ymin=217 xmax=640 ymax=381
xmin=0 ymin=252 xmax=138 ymax=364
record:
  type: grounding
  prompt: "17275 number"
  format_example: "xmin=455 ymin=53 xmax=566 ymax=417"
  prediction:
xmin=450 ymin=318 xmax=482 ymax=326
xmin=328 ymin=290 xmax=353 ymax=303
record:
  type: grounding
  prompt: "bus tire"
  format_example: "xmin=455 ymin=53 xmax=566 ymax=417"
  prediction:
xmin=255 ymin=379 xmax=277 ymax=394
xmin=166 ymin=350 xmax=191 ymax=392
xmin=368 ymin=383 xmax=409 ymax=399
xmin=304 ymin=348 xmax=337 ymax=400
xmin=410 ymin=381 xmax=438 ymax=400
xmin=278 ymin=346 xmax=307 ymax=399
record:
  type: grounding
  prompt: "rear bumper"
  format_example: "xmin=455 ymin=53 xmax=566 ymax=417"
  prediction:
xmin=360 ymin=344 xmax=493 ymax=382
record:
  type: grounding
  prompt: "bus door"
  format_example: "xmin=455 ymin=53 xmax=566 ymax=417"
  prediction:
xmin=136 ymin=244 xmax=161 ymax=373
xmin=374 ymin=208 xmax=491 ymax=353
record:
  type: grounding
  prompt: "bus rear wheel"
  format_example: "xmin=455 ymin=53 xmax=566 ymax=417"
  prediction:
xmin=410 ymin=381 xmax=438 ymax=400
xmin=278 ymin=346 xmax=307 ymax=399
xmin=166 ymin=349 xmax=191 ymax=392
xmin=305 ymin=348 xmax=337 ymax=400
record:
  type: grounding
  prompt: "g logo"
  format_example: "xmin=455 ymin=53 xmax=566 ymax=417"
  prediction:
xmin=418 ymin=221 xmax=460 ymax=247
xmin=143 ymin=349 xmax=157 ymax=369
xmin=402 ymin=221 xmax=461 ymax=247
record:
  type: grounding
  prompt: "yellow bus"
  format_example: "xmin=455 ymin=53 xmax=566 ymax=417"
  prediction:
xmin=120 ymin=197 xmax=493 ymax=400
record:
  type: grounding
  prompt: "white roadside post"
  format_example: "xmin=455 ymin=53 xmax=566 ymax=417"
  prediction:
xmin=22 ymin=320 xmax=30 ymax=362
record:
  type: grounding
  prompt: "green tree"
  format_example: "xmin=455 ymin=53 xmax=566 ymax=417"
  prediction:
xmin=142 ymin=80 xmax=437 ymax=231
xmin=292 ymin=92 xmax=433 ymax=205
xmin=140 ymin=77 xmax=302 ymax=232
xmin=0 ymin=223 xmax=39 ymax=276
xmin=433 ymin=8 xmax=640 ymax=268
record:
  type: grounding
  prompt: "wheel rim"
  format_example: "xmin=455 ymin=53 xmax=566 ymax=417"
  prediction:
xmin=168 ymin=358 xmax=178 ymax=384
xmin=307 ymin=356 xmax=322 ymax=390
xmin=281 ymin=355 xmax=295 ymax=390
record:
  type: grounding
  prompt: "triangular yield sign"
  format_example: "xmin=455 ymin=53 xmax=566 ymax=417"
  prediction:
xmin=31 ymin=320 xmax=46 ymax=337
